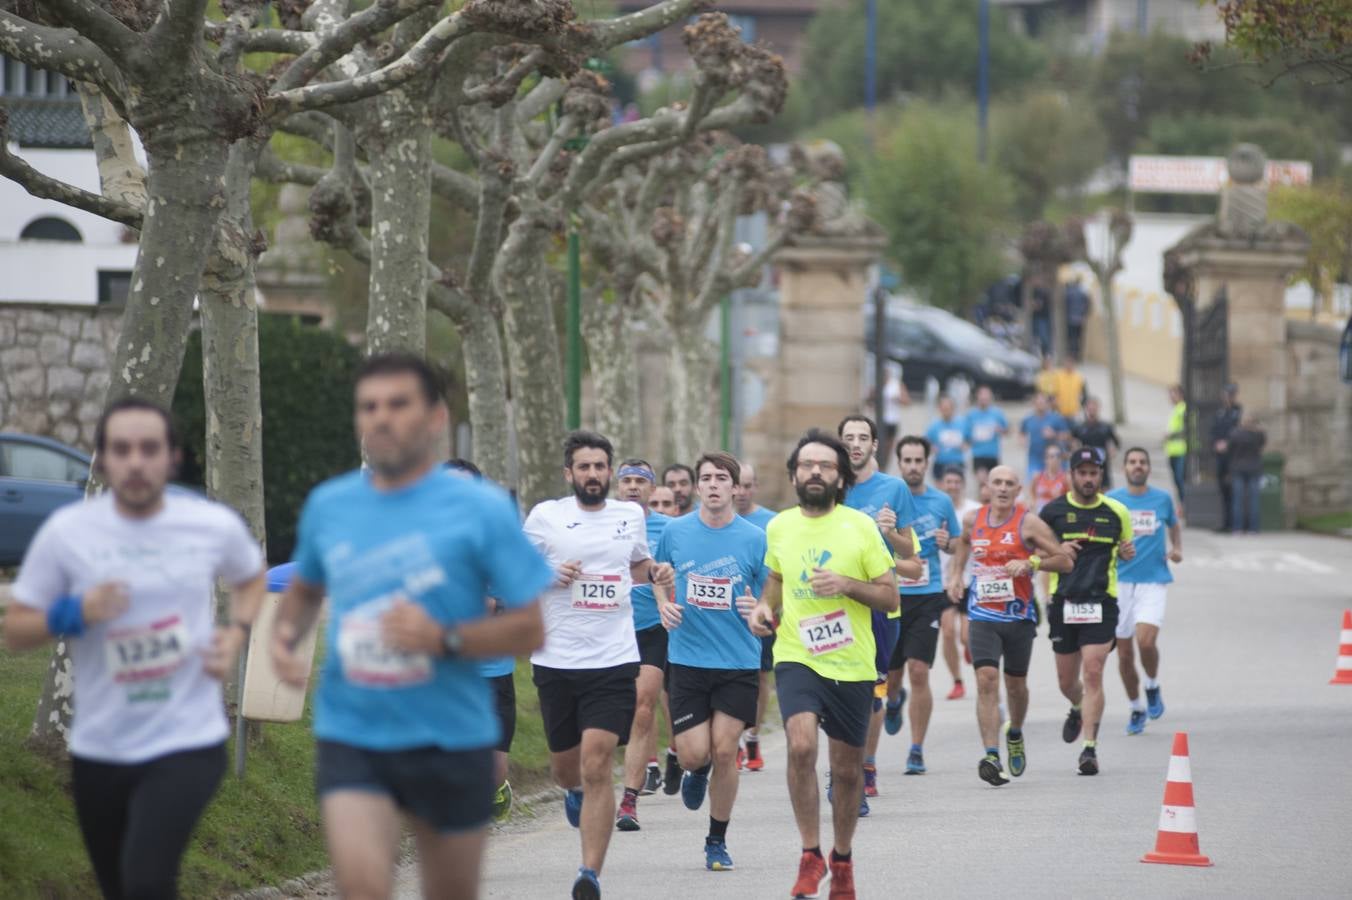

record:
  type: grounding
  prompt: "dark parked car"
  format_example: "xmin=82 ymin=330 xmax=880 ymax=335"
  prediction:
xmin=866 ymin=302 xmax=1038 ymax=399
xmin=1 ymin=433 xmax=91 ymax=566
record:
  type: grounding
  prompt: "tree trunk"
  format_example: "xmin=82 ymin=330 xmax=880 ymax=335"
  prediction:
xmin=452 ymin=300 xmax=512 ymax=486
xmin=583 ymin=290 xmax=642 ymax=456
xmin=364 ymin=112 xmax=432 ymax=355
xmin=30 ymin=137 xmax=231 ymax=748
xmin=74 ymin=83 xmax=146 ymax=211
xmin=1050 ymin=278 xmax=1068 ymax=364
xmin=1020 ymin=272 xmax=1037 ymax=356
xmin=1098 ymin=272 xmax=1128 ymax=425
xmin=663 ymin=322 xmax=716 ymax=465
xmin=496 ymin=218 xmax=565 ymax=509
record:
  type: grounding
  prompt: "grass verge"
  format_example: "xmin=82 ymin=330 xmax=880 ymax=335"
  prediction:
xmin=1299 ymin=510 xmax=1352 ymax=536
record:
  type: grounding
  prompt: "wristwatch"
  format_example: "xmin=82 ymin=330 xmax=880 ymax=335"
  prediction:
xmin=441 ymin=627 xmax=464 ymax=658
xmin=1029 ymin=555 xmax=1042 ymax=572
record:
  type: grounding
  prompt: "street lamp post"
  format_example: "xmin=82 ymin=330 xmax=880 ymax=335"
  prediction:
xmin=978 ymin=0 xmax=989 ymax=163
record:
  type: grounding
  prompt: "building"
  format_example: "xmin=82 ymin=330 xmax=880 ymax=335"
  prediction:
xmin=1 ymin=54 xmax=138 ymax=307
xmin=999 ymin=0 xmax=1225 ymax=47
xmin=616 ymin=0 xmax=823 ymax=76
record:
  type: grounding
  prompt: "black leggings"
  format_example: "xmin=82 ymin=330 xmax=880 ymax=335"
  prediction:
xmin=71 ymin=742 xmax=226 ymax=900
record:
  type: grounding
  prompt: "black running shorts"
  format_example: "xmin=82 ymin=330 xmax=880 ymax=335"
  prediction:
xmin=532 ymin=662 xmax=639 ymax=752
xmin=636 ymin=624 xmax=669 ymax=670
xmin=969 ymin=619 xmax=1037 ymax=678
xmin=315 ymin=741 xmax=494 ymax=833
xmin=668 ymin=664 xmax=759 ymax=735
xmin=774 ymin=662 xmax=873 ymax=748
xmin=890 ymin=592 xmax=948 ymax=669
xmin=490 ymin=673 xmax=516 ymax=754
xmin=1047 ymin=597 xmax=1119 ymax=655
xmin=759 ymin=634 xmax=775 ymax=672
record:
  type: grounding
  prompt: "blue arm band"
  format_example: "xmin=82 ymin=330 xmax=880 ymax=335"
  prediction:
xmin=46 ymin=595 xmax=86 ymax=637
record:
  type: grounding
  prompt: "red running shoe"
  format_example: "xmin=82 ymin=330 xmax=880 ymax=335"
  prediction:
xmin=791 ymin=851 xmax=829 ymax=899
xmin=745 ymin=738 xmax=764 ymax=771
xmin=828 ymin=855 xmax=855 ymax=899
xmin=946 ymin=681 xmax=966 ymax=700
xmin=862 ymin=763 xmax=878 ymax=798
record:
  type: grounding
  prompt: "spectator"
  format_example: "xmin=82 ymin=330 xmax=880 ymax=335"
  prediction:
xmin=1065 ymin=278 xmax=1091 ymax=359
xmin=1035 ymin=355 xmax=1057 ymax=398
xmin=1051 ymin=355 xmax=1087 ymax=420
xmin=1031 ymin=286 xmax=1052 ymax=357
xmin=1019 ymin=392 xmax=1070 ymax=479
xmin=1210 ymin=383 xmax=1242 ymax=532
xmin=1071 ymin=397 xmax=1120 ymax=488
xmin=880 ymin=363 xmax=910 ymax=467
xmin=1227 ymin=414 xmax=1266 ymax=534
xmin=925 ymin=395 xmax=967 ymax=483
xmin=1164 ymin=384 xmax=1187 ymax=505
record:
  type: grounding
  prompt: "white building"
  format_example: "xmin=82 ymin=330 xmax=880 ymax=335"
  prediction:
xmin=1 ymin=54 xmax=139 ymax=307
xmin=998 ymin=0 xmax=1226 ymax=48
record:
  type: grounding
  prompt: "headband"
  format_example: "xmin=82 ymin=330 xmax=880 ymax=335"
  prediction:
xmin=617 ymin=465 xmax=655 ymax=482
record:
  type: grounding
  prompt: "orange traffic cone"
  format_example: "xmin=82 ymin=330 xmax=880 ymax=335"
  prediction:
xmin=1330 ymin=610 xmax=1352 ymax=685
xmin=1141 ymin=732 xmax=1212 ymax=867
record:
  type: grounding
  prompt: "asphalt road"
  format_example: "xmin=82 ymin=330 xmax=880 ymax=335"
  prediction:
xmin=395 ymin=527 xmax=1352 ymax=900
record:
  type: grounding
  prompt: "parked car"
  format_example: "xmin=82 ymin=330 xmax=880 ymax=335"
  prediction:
xmin=866 ymin=302 xmax=1038 ymax=399
xmin=0 ymin=432 xmax=200 ymax=566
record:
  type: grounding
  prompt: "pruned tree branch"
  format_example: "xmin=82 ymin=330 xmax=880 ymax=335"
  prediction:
xmin=273 ymin=0 xmax=442 ymax=93
xmin=585 ymin=0 xmax=712 ymax=50
xmin=44 ymin=0 xmax=139 ymax=63
xmin=0 ymin=11 xmax=128 ymax=106
xmin=146 ymin=0 xmax=211 ymax=67
xmin=0 ymin=112 xmax=142 ymax=228
xmin=204 ymin=21 xmax=315 ymax=55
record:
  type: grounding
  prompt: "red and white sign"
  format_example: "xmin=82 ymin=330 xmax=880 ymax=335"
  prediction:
xmin=1129 ymin=155 xmax=1312 ymax=194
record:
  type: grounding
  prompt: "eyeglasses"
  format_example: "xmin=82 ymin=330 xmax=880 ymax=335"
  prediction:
xmin=796 ymin=461 xmax=839 ymax=474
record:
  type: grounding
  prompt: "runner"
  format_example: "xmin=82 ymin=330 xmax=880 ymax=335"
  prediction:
xmin=838 ymin=415 xmax=918 ymax=805
xmin=663 ymin=463 xmax=697 ymax=517
xmin=1051 ymin=355 xmax=1087 ymax=421
xmin=614 ymin=459 xmax=673 ymax=827
xmin=5 ymin=397 xmax=267 ymax=900
xmin=1038 ymin=447 xmax=1135 ymax=776
xmin=649 ymin=485 xmax=679 ymax=517
xmin=746 ymin=430 xmax=899 ymax=899
xmin=447 ymin=458 xmax=518 ymax=823
xmin=885 ymin=436 xmax=961 ymax=775
xmin=939 ymin=466 xmax=981 ymax=700
xmin=1108 ymin=448 xmax=1182 ymax=735
xmin=965 ymin=385 xmax=1008 ymax=483
xmin=1029 ymin=444 xmax=1069 ymax=513
xmin=1072 ymin=397 xmax=1120 ymax=489
xmin=654 ymin=452 xmax=767 ymax=871
xmin=925 ymin=395 xmax=967 ymax=483
xmin=1019 ymin=392 xmax=1070 ymax=480
xmin=519 ymin=431 xmax=675 ymax=898
xmin=947 ymin=466 xmax=1071 ymax=786
xmin=732 ymin=460 xmax=776 ymax=773
xmin=269 ymin=354 xmax=553 ymax=900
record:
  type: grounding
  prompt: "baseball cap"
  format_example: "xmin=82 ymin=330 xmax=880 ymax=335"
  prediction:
xmin=1069 ymin=447 xmax=1104 ymax=469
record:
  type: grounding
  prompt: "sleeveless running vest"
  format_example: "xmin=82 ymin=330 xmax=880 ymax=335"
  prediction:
xmin=967 ymin=505 xmax=1036 ymax=623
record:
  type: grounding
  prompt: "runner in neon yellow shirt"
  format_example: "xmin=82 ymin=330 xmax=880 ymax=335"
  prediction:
xmin=747 ymin=430 xmax=898 ymax=900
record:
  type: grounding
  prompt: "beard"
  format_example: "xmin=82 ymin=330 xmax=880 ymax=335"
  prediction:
xmin=901 ymin=469 xmax=924 ymax=488
xmin=573 ymin=477 xmax=610 ymax=505
xmin=795 ymin=477 xmax=835 ymax=511
xmin=1126 ymin=470 xmax=1148 ymax=487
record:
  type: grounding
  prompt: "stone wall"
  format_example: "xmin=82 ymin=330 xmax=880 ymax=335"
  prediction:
xmin=1282 ymin=320 xmax=1352 ymax=521
xmin=0 ymin=303 xmax=121 ymax=450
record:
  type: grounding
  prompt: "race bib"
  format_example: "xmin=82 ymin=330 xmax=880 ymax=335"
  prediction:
xmin=973 ymin=567 xmax=1015 ymax=607
xmin=686 ymin=574 xmax=733 ymax=611
xmin=105 ymin=616 xmax=190 ymax=683
xmin=941 ymin=429 xmax=963 ymax=448
xmin=1131 ymin=510 xmax=1158 ymax=535
xmin=1063 ymin=601 xmax=1102 ymax=625
xmin=337 ymin=616 xmax=433 ymax=688
xmin=972 ymin=424 xmax=996 ymax=443
xmin=798 ymin=609 xmax=855 ymax=657
xmin=899 ymin=558 xmax=931 ymax=588
xmin=571 ymin=573 xmax=622 ymax=612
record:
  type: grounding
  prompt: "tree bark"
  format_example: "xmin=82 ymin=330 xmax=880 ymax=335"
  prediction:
xmin=582 ymin=289 xmax=642 ymax=457
xmin=1097 ymin=272 xmax=1128 ymax=425
xmin=450 ymin=299 xmax=512 ymax=485
xmin=74 ymin=82 xmax=146 ymax=211
xmin=663 ymin=320 xmax=716 ymax=465
xmin=364 ymin=117 xmax=433 ymax=354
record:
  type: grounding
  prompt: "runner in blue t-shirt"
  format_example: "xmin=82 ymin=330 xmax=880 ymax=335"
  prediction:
xmin=888 ymin=435 xmax=962 ymax=776
xmin=1108 ymin=448 xmax=1183 ymax=735
xmin=925 ymin=395 xmax=968 ymax=482
xmin=839 ymin=414 xmax=919 ymax=805
xmin=655 ymin=452 xmax=768 ymax=872
xmin=270 ymin=356 xmax=553 ymax=900
xmin=613 ymin=459 xmax=675 ymax=827
xmin=1020 ymin=392 xmax=1070 ymax=478
xmin=731 ymin=459 xmax=777 ymax=772
xmin=964 ymin=385 xmax=1009 ymax=482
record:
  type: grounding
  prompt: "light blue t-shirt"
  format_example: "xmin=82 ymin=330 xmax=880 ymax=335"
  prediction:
xmin=845 ymin=470 xmax=916 ymax=532
xmin=1107 ymin=486 xmax=1177 ymax=585
xmin=965 ymin=407 xmax=1008 ymax=459
xmin=1021 ymin=411 xmax=1069 ymax=472
xmin=657 ymin=514 xmax=767 ymax=670
xmin=901 ymin=486 xmax=961 ymax=596
xmin=741 ymin=506 xmax=777 ymax=531
xmin=631 ymin=511 xmax=672 ymax=631
xmin=293 ymin=468 xmax=553 ymax=752
xmin=926 ymin=416 xmax=968 ymax=467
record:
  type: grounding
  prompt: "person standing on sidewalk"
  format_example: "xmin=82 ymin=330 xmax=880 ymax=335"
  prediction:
xmin=1163 ymin=384 xmax=1188 ymax=508
xmin=1210 ymin=383 xmax=1243 ymax=532
xmin=1227 ymin=415 xmax=1267 ymax=534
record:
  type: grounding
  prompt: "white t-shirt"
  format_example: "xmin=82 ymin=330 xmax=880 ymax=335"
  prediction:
xmin=943 ymin=498 xmax=984 ymax=584
xmin=12 ymin=494 xmax=262 ymax=763
xmin=523 ymin=497 xmax=651 ymax=670
xmin=883 ymin=376 xmax=904 ymax=427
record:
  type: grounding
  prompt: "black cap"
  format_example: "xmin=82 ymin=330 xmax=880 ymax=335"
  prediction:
xmin=1069 ymin=447 xmax=1104 ymax=469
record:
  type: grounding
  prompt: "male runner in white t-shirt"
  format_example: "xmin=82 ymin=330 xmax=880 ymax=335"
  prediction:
xmin=524 ymin=431 xmax=675 ymax=900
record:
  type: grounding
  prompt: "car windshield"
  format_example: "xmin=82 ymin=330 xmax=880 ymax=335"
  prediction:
xmin=917 ymin=311 xmax=1002 ymax=353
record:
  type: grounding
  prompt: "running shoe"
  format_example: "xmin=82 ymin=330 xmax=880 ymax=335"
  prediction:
xmin=564 ymin=788 xmax=584 ymax=828
xmin=862 ymin=763 xmax=878 ymax=798
xmin=1077 ymin=746 xmax=1099 ymax=776
xmin=492 ymin=780 xmax=513 ymax=823
xmin=1125 ymin=709 xmax=1147 ymax=736
xmin=791 ymin=851 xmax=829 ymax=899
xmin=745 ymin=738 xmax=764 ymax=772
xmin=905 ymin=748 xmax=926 ymax=775
xmin=737 ymin=746 xmax=746 ymax=770
xmin=681 ymin=768 xmax=709 ymax=811
xmin=883 ymin=688 xmax=907 ymax=736
xmin=640 ymin=762 xmax=662 ymax=796
xmin=1062 ymin=707 xmax=1083 ymax=743
xmin=615 ymin=794 xmax=640 ymax=832
xmin=1146 ymin=686 xmax=1166 ymax=720
xmin=978 ymin=753 xmax=1010 ymax=787
xmin=662 ymin=749 xmax=682 ymax=796
xmin=946 ymin=681 xmax=966 ymax=700
xmin=827 ymin=855 xmax=855 ymax=899
xmin=572 ymin=867 xmax=601 ymax=900
xmin=705 ymin=838 xmax=734 ymax=871
xmin=1005 ymin=728 xmax=1027 ymax=778
xmin=858 ymin=795 xmax=870 ymax=818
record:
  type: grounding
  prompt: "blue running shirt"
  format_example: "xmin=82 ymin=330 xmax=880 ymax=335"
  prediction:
xmin=1107 ymin=486 xmax=1177 ymax=585
xmin=631 ymin=511 xmax=672 ymax=630
xmin=741 ymin=506 xmax=778 ymax=530
xmin=293 ymin=468 xmax=553 ymax=752
xmin=900 ymin=486 xmax=961 ymax=596
xmin=965 ymin=407 xmax=1007 ymax=459
xmin=926 ymin=416 xmax=968 ymax=467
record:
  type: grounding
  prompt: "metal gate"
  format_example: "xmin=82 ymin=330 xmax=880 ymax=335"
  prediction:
xmin=1186 ymin=287 xmax=1228 ymax=484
